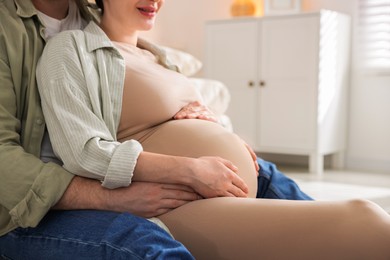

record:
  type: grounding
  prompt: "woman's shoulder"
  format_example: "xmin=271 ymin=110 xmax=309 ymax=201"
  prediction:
xmin=39 ymin=28 xmax=91 ymax=78
xmin=47 ymin=21 xmax=112 ymax=54
xmin=41 ymin=33 xmax=85 ymax=68
xmin=47 ymin=28 xmax=86 ymax=50
xmin=47 ymin=21 xmax=97 ymax=44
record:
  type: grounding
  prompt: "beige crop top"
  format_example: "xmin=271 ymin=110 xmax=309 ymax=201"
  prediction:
xmin=114 ymin=42 xmax=202 ymax=141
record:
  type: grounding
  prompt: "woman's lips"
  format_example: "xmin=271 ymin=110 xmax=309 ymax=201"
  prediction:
xmin=137 ymin=7 xmax=157 ymax=18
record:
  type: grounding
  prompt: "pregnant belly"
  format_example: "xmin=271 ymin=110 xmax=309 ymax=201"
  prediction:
xmin=137 ymin=119 xmax=258 ymax=197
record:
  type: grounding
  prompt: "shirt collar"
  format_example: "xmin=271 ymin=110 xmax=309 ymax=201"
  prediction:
xmin=14 ymin=0 xmax=37 ymax=19
xmin=37 ymin=0 xmax=85 ymax=40
xmin=84 ymin=21 xmax=114 ymax=52
xmin=83 ymin=21 xmax=154 ymax=53
xmin=14 ymin=0 xmax=94 ymax=20
xmin=83 ymin=21 xmax=179 ymax=71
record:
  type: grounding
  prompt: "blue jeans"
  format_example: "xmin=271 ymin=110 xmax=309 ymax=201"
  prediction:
xmin=0 ymin=210 xmax=194 ymax=260
xmin=0 ymin=158 xmax=311 ymax=259
xmin=256 ymin=158 xmax=313 ymax=200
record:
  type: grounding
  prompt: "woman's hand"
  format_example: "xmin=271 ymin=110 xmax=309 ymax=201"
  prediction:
xmin=242 ymin=140 xmax=260 ymax=174
xmin=133 ymin=152 xmax=249 ymax=199
xmin=174 ymin=102 xmax=259 ymax=174
xmin=174 ymin=101 xmax=218 ymax=123
xmin=187 ymin=156 xmax=249 ymax=198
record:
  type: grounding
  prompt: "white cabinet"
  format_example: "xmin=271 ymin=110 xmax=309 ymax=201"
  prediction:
xmin=205 ymin=11 xmax=351 ymax=175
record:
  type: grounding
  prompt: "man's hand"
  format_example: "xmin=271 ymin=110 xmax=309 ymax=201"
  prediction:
xmin=174 ymin=101 xmax=218 ymax=123
xmin=106 ymin=182 xmax=202 ymax=217
xmin=53 ymin=176 xmax=201 ymax=218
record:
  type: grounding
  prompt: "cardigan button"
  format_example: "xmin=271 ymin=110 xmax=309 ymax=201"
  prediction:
xmin=36 ymin=119 xmax=44 ymax=125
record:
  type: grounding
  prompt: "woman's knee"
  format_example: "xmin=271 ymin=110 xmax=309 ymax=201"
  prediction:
xmin=342 ymin=199 xmax=390 ymax=239
xmin=344 ymin=199 xmax=388 ymax=218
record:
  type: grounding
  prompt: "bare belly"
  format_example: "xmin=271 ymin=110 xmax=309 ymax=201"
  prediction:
xmin=125 ymin=119 xmax=258 ymax=197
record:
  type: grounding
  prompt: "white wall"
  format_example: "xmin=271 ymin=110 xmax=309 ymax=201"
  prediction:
xmin=142 ymin=0 xmax=390 ymax=174
xmin=141 ymin=0 xmax=231 ymax=65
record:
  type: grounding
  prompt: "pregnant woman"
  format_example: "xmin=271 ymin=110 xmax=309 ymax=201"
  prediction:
xmin=37 ymin=0 xmax=390 ymax=259
xmin=115 ymin=38 xmax=258 ymax=198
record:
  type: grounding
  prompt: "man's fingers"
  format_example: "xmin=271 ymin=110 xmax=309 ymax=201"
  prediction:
xmin=161 ymin=186 xmax=201 ymax=201
xmin=155 ymin=198 xmax=198 ymax=216
xmin=162 ymin=184 xmax=196 ymax=193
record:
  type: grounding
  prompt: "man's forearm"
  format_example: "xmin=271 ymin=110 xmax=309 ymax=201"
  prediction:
xmin=53 ymin=175 xmax=201 ymax=218
xmin=53 ymin=176 xmax=109 ymax=211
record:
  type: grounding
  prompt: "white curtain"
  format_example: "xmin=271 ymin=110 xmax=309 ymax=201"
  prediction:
xmin=357 ymin=0 xmax=390 ymax=73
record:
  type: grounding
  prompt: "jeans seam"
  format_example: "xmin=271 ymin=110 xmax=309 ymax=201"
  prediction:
xmin=101 ymin=242 xmax=144 ymax=260
xmin=259 ymin=166 xmax=288 ymax=199
xmin=1 ymin=254 xmax=13 ymax=260
xmin=12 ymin=234 xmax=144 ymax=260
xmin=267 ymin=184 xmax=287 ymax=199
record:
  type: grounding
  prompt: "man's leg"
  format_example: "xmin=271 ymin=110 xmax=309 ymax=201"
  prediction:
xmin=0 ymin=210 xmax=194 ymax=260
xmin=256 ymin=157 xmax=313 ymax=200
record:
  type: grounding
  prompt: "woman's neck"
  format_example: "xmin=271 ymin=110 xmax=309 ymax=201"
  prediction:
xmin=32 ymin=0 xmax=70 ymax=20
xmin=99 ymin=16 xmax=138 ymax=46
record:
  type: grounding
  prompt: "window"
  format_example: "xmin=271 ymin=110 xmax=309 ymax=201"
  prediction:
xmin=357 ymin=0 xmax=390 ymax=73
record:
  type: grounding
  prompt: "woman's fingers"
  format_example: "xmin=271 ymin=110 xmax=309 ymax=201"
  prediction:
xmin=243 ymin=141 xmax=260 ymax=173
xmin=219 ymin=158 xmax=248 ymax=196
xmin=173 ymin=101 xmax=218 ymax=122
xmin=219 ymin=157 xmax=238 ymax=173
xmin=230 ymin=173 xmax=249 ymax=197
xmin=189 ymin=156 xmax=249 ymax=199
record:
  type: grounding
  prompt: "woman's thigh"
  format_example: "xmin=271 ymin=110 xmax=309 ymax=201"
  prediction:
xmin=0 ymin=210 xmax=193 ymax=260
xmin=140 ymin=119 xmax=258 ymax=197
xmin=159 ymin=198 xmax=390 ymax=260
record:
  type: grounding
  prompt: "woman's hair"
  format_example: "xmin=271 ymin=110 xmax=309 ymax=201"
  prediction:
xmin=95 ymin=0 xmax=104 ymax=14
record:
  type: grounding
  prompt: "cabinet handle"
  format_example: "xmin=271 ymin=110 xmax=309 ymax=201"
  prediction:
xmin=248 ymin=81 xmax=254 ymax=87
xmin=259 ymin=81 xmax=266 ymax=87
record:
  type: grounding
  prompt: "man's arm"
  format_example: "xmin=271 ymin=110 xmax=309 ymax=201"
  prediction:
xmin=55 ymin=151 xmax=250 ymax=217
xmin=54 ymin=176 xmax=202 ymax=217
xmin=0 ymin=34 xmax=75 ymax=234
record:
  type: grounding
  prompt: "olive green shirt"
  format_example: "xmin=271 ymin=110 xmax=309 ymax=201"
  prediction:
xmin=0 ymin=0 xmax=98 ymax=236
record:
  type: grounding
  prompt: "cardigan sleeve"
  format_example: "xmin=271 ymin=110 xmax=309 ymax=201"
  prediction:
xmin=36 ymin=31 xmax=142 ymax=189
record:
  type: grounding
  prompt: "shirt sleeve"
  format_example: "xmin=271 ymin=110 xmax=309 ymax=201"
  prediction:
xmin=0 ymin=38 xmax=74 ymax=234
xmin=37 ymin=32 xmax=142 ymax=189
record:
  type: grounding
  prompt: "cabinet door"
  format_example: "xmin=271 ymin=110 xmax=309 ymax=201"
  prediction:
xmin=205 ymin=20 xmax=259 ymax=148
xmin=257 ymin=16 xmax=319 ymax=152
